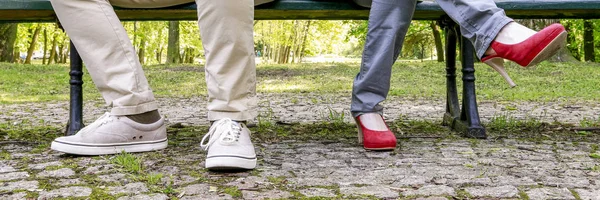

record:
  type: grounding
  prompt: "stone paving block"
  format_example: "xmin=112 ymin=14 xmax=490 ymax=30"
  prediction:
xmin=225 ymin=176 xmax=270 ymax=190
xmin=299 ymin=187 xmax=337 ymax=198
xmin=339 ymin=185 xmax=398 ymax=199
xmin=526 ymin=187 xmax=576 ymax=200
xmin=292 ymin=168 xmax=337 ymax=178
xmin=391 ymin=175 xmax=430 ymax=187
xmin=465 ymin=185 xmax=519 ymax=198
xmin=575 ymin=189 xmax=600 ymax=200
xmin=364 ymin=151 xmax=394 ymax=159
xmin=415 ymin=197 xmax=450 ymax=200
xmin=0 ymin=180 xmax=38 ymax=191
xmin=435 ymin=158 xmax=471 ymax=166
xmin=448 ymin=177 xmax=492 ymax=187
xmin=0 ymin=162 xmax=17 ymax=173
xmin=491 ymin=176 xmax=536 ymax=187
xmin=56 ymin=178 xmax=83 ymax=186
xmin=37 ymin=186 xmax=92 ymax=199
xmin=289 ymin=177 xmax=334 ymax=187
xmin=117 ymin=193 xmax=169 ymax=200
xmin=0 ymin=192 xmax=27 ymax=200
xmin=165 ymin=175 xmax=197 ymax=186
xmin=181 ymin=184 xmax=210 ymax=195
xmin=108 ymin=182 xmax=149 ymax=195
xmin=314 ymin=159 xmax=348 ymax=168
xmin=98 ymin=173 xmax=129 ymax=183
xmin=349 ymin=158 xmax=391 ymax=168
xmin=38 ymin=168 xmax=75 ymax=178
xmin=180 ymin=194 xmax=233 ymax=200
xmin=0 ymin=172 xmax=29 ymax=181
xmin=241 ymin=190 xmax=291 ymax=200
xmin=476 ymin=158 xmax=519 ymax=168
xmin=542 ymin=176 xmax=590 ymax=188
xmin=402 ymin=185 xmax=456 ymax=196
xmin=28 ymin=161 xmax=62 ymax=170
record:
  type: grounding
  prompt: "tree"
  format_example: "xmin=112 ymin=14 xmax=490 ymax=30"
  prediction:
xmin=430 ymin=21 xmax=444 ymax=62
xmin=167 ymin=21 xmax=180 ymax=64
xmin=583 ymin=19 xmax=595 ymax=62
xmin=25 ymin=24 xmax=42 ymax=64
xmin=0 ymin=23 xmax=18 ymax=62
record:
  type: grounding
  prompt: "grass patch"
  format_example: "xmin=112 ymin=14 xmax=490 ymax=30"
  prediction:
xmin=590 ymin=153 xmax=600 ymax=159
xmin=0 ymin=150 xmax=11 ymax=160
xmin=2 ymin=61 xmax=600 ymax=104
xmin=0 ymin=123 xmax=60 ymax=143
xmin=110 ymin=151 xmax=143 ymax=174
xmin=222 ymin=186 xmax=243 ymax=198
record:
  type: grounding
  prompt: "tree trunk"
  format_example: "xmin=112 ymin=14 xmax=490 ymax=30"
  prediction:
xmin=56 ymin=42 xmax=65 ymax=64
xmin=47 ymin=35 xmax=58 ymax=65
xmin=138 ymin=38 xmax=146 ymax=65
xmin=430 ymin=21 xmax=444 ymax=62
xmin=42 ymin=27 xmax=48 ymax=64
xmin=25 ymin=25 xmax=42 ymax=64
xmin=583 ymin=20 xmax=595 ymax=62
xmin=0 ymin=23 xmax=18 ymax=62
xmin=564 ymin=21 xmax=581 ymax=61
xmin=167 ymin=21 xmax=180 ymax=64
xmin=299 ymin=21 xmax=311 ymax=62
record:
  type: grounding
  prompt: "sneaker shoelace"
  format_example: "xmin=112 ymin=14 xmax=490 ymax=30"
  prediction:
xmin=78 ymin=112 xmax=114 ymax=135
xmin=200 ymin=118 xmax=242 ymax=150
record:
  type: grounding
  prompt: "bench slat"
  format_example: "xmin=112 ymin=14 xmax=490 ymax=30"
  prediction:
xmin=1 ymin=0 xmax=600 ymax=21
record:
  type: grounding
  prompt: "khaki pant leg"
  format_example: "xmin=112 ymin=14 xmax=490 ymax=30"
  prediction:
xmin=196 ymin=0 xmax=258 ymax=121
xmin=50 ymin=0 xmax=193 ymax=115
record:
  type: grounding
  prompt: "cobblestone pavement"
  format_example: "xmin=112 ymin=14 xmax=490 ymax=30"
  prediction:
xmin=1 ymin=94 xmax=600 ymax=199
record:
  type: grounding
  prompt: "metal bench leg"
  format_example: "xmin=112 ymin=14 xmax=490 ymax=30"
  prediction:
xmin=66 ymin=41 xmax=84 ymax=136
xmin=442 ymin=23 xmax=460 ymax=127
xmin=456 ymin=36 xmax=486 ymax=139
xmin=440 ymin=18 xmax=486 ymax=139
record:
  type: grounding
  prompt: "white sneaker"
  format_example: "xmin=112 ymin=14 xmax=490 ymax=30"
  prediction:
xmin=51 ymin=112 xmax=168 ymax=155
xmin=201 ymin=118 xmax=257 ymax=170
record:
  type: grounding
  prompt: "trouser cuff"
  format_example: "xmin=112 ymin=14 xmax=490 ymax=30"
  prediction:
xmin=110 ymin=101 xmax=159 ymax=116
xmin=208 ymin=110 xmax=257 ymax=122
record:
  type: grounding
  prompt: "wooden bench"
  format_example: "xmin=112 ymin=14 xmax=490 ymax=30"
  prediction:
xmin=2 ymin=0 xmax=600 ymax=138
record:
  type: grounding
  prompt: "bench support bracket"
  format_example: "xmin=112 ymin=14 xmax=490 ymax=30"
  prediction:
xmin=440 ymin=18 xmax=487 ymax=139
xmin=66 ymin=41 xmax=84 ymax=136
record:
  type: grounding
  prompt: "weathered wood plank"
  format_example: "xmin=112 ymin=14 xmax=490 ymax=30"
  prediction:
xmin=1 ymin=0 xmax=600 ymax=22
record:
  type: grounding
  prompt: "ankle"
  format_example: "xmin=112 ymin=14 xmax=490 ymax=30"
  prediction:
xmin=357 ymin=113 xmax=388 ymax=131
xmin=494 ymin=22 xmax=537 ymax=45
xmin=125 ymin=110 xmax=161 ymax=124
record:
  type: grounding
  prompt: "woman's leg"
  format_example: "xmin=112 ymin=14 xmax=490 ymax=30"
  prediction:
xmin=350 ymin=0 xmax=417 ymax=117
xmin=435 ymin=0 xmax=513 ymax=59
xmin=437 ymin=0 xmax=566 ymax=87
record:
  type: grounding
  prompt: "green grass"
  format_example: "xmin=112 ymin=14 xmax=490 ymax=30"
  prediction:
xmin=2 ymin=61 xmax=600 ymax=104
xmin=110 ymin=151 xmax=143 ymax=174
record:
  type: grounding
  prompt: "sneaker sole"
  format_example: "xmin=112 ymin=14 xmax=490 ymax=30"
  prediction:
xmin=205 ymin=155 xmax=257 ymax=170
xmin=51 ymin=138 xmax=168 ymax=155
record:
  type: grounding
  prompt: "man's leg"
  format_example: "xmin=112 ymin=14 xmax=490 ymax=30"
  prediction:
xmin=435 ymin=0 xmax=513 ymax=59
xmin=48 ymin=0 xmax=192 ymax=155
xmin=195 ymin=0 xmax=260 ymax=170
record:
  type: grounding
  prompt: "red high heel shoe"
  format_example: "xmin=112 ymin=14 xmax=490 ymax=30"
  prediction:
xmin=355 ymin=114 xmax=396 ymax=150
xmin=482 ymin=23 xmax=567 ymax=87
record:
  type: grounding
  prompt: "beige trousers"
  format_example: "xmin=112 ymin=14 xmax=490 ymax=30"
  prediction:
xmin=50 ymin=0 xmax=269 ymax=121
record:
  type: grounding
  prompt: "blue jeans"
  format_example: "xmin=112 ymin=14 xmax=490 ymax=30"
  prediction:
xmin=350 ymin=0 xmax=513 ymax=117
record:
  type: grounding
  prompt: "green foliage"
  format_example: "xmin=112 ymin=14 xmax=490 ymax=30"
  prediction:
xmin=560 ymin=19 xmax=600 ymax=61
xmin=110 ymin=151 xmax=143 ymax=173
